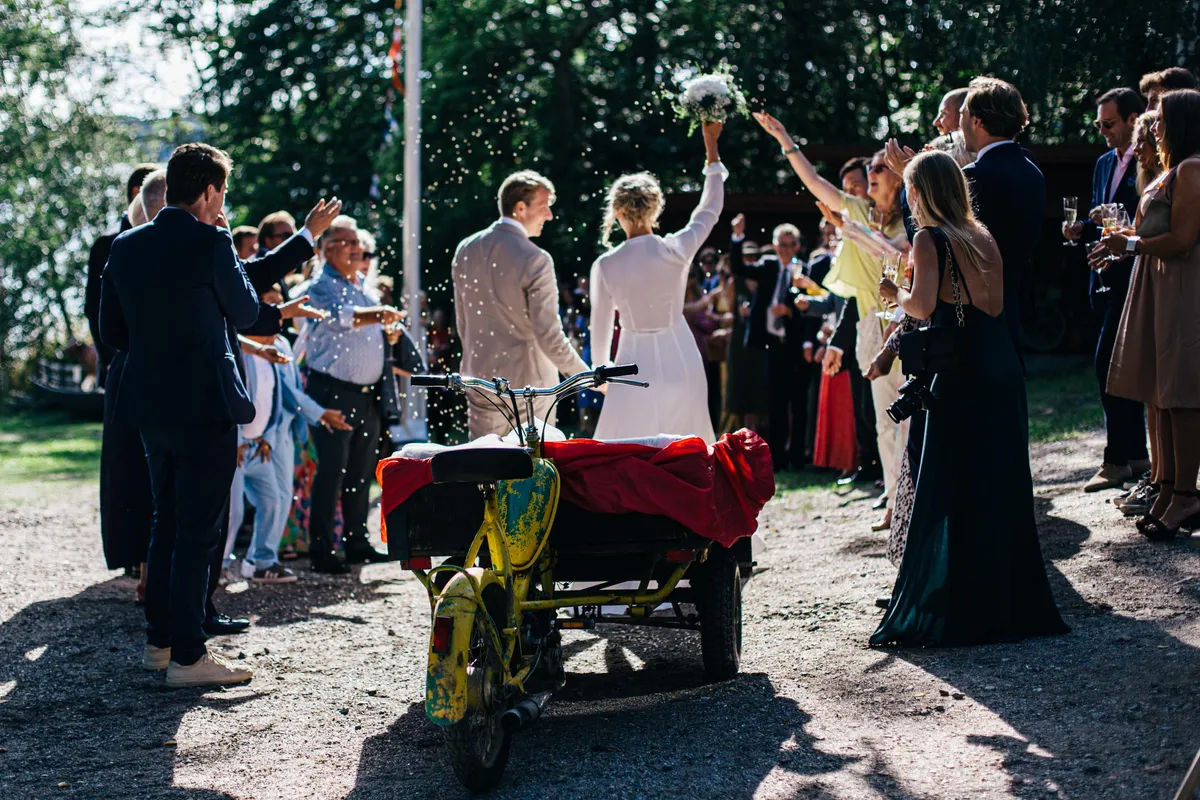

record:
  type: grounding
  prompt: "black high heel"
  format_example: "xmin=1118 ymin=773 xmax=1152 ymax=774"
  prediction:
xmin=1138 ymin=488 xmax=1200 ymax=541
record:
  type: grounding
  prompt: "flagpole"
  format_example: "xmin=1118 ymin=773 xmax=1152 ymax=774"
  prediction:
xmin=402 ymin=0 xmax=427 ymax=440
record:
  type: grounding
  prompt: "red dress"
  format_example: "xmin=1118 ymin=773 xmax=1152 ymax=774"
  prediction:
xmin=812 ymin=370 xmax=857 ymax=473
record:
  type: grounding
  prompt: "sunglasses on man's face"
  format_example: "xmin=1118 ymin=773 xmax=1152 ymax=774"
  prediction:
xmin=1093 ymin=119 xmax=1118 ymax=131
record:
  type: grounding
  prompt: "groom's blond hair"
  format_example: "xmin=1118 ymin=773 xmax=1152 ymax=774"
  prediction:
xmin=498 ymin=171 xmax=556 ymax=216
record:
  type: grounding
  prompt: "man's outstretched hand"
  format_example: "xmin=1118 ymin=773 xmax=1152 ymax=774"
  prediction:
xmin=278 ymin=295 xmax=329 ymax=321
xmin=304 ymin=197 xmax=344 ymax=239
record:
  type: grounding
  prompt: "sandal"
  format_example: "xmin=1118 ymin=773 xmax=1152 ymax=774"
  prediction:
xmin=1138 ymin=489 xmax=1200 ymax=541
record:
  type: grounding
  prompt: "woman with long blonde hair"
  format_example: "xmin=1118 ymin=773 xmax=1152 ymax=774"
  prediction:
xmin=870 ymin=150 xmax=1068 ymax=648
xmin=588 ymin=121 xmax=725 ymax=442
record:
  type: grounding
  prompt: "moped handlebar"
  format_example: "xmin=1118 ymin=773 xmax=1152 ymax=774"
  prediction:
xmin=408 ymin=365 xmax=644 ymax=398
xmin=595 ymin=364 xmax=639 ymax=380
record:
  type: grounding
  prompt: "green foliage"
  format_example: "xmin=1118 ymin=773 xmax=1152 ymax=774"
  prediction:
xmin=0 ymin=0 xmax=140 ymax=392
xmin=148 ymin=0 xmax=1198 ymax=304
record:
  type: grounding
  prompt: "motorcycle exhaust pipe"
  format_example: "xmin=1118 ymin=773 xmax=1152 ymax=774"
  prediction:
xmin=501 ymin=691 xmax=552 ymax=733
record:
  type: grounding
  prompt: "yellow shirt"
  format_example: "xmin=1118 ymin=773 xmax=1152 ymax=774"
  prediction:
xmin=823 ymin=193 xmax=905 ymax=317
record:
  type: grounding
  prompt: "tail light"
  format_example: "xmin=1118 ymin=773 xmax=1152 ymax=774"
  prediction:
xmin=402 ymin=557 xmax=432 ymax=570
xmin=432 ymin=616 xmax=453 ymax=654
xmin=665 ymin=549 xmax=696 ymax=563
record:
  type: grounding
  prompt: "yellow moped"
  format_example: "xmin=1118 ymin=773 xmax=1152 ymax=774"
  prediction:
xmin=396 ymin=366 xmax=750 ymax=792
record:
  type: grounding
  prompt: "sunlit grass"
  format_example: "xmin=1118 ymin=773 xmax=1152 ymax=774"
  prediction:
xmin=0 ymin=410 xmax=102 ymax=485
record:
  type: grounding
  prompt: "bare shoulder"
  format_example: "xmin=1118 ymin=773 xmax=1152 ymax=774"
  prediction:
xmin=1175 ymin=157 xmax=1200 ymax=187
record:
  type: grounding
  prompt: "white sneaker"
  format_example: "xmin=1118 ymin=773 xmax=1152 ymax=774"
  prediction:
xmin=165 ymin=650 xmax=254 ymax=688
xmin=240 ymin=559 xmax=256 ymax=580
xmin=142 ymin=644 xmax=171 ymax=670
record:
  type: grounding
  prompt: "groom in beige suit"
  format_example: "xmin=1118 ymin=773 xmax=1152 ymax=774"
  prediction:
xmin=452 ymin=171 xmax=589 ymax=439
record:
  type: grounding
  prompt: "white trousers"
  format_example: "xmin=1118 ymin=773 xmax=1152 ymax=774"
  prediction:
xmin=856 ymin=315 xmax=906 ymax=501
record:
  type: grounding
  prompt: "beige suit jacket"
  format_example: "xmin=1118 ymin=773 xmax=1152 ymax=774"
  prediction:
xmin=453 ymin=220 xmax=589 ymax=438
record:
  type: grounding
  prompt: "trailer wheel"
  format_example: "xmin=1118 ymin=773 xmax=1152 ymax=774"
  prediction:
xmin=698 ymin=546 xmax=742 ymax=681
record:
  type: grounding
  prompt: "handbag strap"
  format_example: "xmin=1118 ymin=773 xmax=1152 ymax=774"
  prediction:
xmin=924 ymin=227 xmax=973 ymax=328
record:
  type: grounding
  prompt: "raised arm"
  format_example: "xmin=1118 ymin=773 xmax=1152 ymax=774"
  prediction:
xmin=753 ymin=111 xmax=845 ymax=212
xmin=589 ymin=259 xmax=615 ymax=368
xmin=890 ymin=228 xmax=939 ymax=321
xmin=665 ymin=121 xmax=727 ymax=262
xmin=526 ymin=250 xmax=590 ymax=378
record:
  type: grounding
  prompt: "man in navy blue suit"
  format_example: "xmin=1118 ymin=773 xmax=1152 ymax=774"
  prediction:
xmin=101 ymin=143 xmax=260 ymax=688
xmin=1064 ymin=87 xmax=1150 ymax=491
xmin=959 ymin=77 xmax=1046 ymax=348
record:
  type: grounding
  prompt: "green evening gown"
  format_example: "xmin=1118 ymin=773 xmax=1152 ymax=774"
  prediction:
xmin=870 ymin=298 xmax=1070 ymax=648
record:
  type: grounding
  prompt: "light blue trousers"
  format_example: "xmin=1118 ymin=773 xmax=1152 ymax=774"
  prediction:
xmin=224 ymin=430 xmax=289 ymax=570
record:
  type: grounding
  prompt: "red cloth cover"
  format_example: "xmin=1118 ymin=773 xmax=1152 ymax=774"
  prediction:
xmin=376 ymin=430 xmax=775 ymax=548
xmin=813 ymin=371 xmax=858 ymax=474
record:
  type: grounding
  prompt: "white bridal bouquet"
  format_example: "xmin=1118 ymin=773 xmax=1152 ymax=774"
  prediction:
xmin=665 ymin=65 xmax=750 ymax=134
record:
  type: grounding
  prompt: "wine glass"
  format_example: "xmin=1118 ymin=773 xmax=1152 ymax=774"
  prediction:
xmin=876 ymin=252 xmax=901 ymax=321
xmin=1063 ymin=196 xmax=1079 ymax=247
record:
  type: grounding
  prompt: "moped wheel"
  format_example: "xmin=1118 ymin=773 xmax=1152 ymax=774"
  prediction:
xmin=698 ymin=546 xmax=742 ymax=681
xmin=442 ymin=611 xmax=511 ymax=792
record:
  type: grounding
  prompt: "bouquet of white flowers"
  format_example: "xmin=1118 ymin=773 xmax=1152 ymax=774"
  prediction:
xmin=665 ymin=65 xmax=749 ymax=134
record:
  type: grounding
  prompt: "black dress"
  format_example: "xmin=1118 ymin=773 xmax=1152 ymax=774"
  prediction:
xmin=871 ymin=229 xmax=1068 ymax=647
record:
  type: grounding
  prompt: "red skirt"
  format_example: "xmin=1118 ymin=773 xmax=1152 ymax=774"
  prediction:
xmin=813 ymin=371 xmax=858 ymax=474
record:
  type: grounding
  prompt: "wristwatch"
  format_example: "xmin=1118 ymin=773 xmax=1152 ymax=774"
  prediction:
xmin=1125 ymin=235 xmax=1140 ymax=253
xmin=781 ymin=143 xmax=800 ymax=156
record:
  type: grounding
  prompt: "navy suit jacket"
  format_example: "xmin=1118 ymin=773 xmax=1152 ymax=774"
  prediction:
xmin=962 ymin=142 xmax=1045 ymax=344
xmin=729 ymin=238 xmax=801 ymax=350
xmin=99 ymin=207 xmax=260 ymax=427
xmin=1082 ymin=148 xmax=1140 ymax=300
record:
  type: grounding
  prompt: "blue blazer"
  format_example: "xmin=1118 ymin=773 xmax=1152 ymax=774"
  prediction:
xmin=1083 ymin=149 xmax=1140 ymax=299
xmin=99 ymin=207 xmax=260 ymax=427
xmin=962 ymin=142 xmax=1046 ymax=344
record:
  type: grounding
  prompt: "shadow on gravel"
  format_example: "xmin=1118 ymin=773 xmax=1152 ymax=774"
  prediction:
xmin=888 ymin=496 xmax=1200 ymax=798
xmin=0 ymin=578 xmax=245 ymax=799
xmin=349 ymin=629 xmax=866 ymax=800
xmin=215 ymin=573 xmax=399 ymax=629
xmin=348 ymin=674 xmax=858 ymax=799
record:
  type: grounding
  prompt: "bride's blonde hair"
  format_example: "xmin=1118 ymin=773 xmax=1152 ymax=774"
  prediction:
xmin=601 ymin=172 xmax=664 ymax=247
xmin=904 ymin=150 xmax=989 ymax=274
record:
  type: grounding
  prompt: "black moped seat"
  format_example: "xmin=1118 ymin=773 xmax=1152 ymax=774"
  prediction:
xmin=430 ymin=447 xmax=533 ymax=485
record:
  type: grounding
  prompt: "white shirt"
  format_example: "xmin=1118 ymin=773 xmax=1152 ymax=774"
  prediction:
xmin=499 ymin=216 xmax=528 ymax=237
xmin=240 ymin=356 xmax=276 ymax=439
xmin=975 ymin=139 xmax=1015 ymax=160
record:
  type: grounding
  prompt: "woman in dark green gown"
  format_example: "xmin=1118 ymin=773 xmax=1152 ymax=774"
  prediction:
xmin=870 ymin=151 xmax=1068 ymax=648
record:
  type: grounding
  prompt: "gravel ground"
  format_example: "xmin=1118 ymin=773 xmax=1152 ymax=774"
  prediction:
xmin=1 ymin=431 xmax=1198 ymax=799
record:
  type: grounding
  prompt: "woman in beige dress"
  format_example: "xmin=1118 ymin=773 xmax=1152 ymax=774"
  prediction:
xmin=1100 ymin=89 xmax=1200 ymax=539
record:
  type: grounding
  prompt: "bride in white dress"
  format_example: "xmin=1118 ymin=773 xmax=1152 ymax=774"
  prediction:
xmin=589 ymin=122 xmax=725 ymax=444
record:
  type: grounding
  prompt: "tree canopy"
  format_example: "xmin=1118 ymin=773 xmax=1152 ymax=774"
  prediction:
xmin=148 ymin=0 xmax=1197 ymax=304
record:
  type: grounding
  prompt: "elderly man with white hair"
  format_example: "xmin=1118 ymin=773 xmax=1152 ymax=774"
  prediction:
xmin=301 ymin=215 xmax=403 ymax=573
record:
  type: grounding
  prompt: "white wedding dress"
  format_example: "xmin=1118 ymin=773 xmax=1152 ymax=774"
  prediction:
xmin=589 ymin=161 xmax=727 ymax=444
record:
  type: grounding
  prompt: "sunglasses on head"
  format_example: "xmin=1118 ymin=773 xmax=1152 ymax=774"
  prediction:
xmin=868 ymin=163 xmax=890 ymax=174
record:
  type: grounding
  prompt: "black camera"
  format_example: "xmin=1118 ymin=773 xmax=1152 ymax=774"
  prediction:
xmin=887 ymin=375 xmax=935 ymax=424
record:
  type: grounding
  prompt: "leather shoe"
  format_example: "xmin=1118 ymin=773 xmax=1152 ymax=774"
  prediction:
xmin=311 ymin=555 xmax=351 ymax=575
xmin=203 ymin=613 xmax=250 ymax=636
xmin=1084 ymin=462 xmax=1132 ymax=493
xmin=344 ymin=543 xmax=389 ymax=565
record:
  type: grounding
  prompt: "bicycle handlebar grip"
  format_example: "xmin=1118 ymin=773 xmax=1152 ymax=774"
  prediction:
xmin=597 ymin=364 xmax=639 ymax=379
xmin=410 ymin=375 xmax=449 ymax=388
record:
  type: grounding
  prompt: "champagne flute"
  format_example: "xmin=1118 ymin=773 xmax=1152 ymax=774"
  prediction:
xmin=1063 ymin=196 xmax=1079 ymax=247
xmin=1094 ymin=203 xmax=1119 ymax=293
